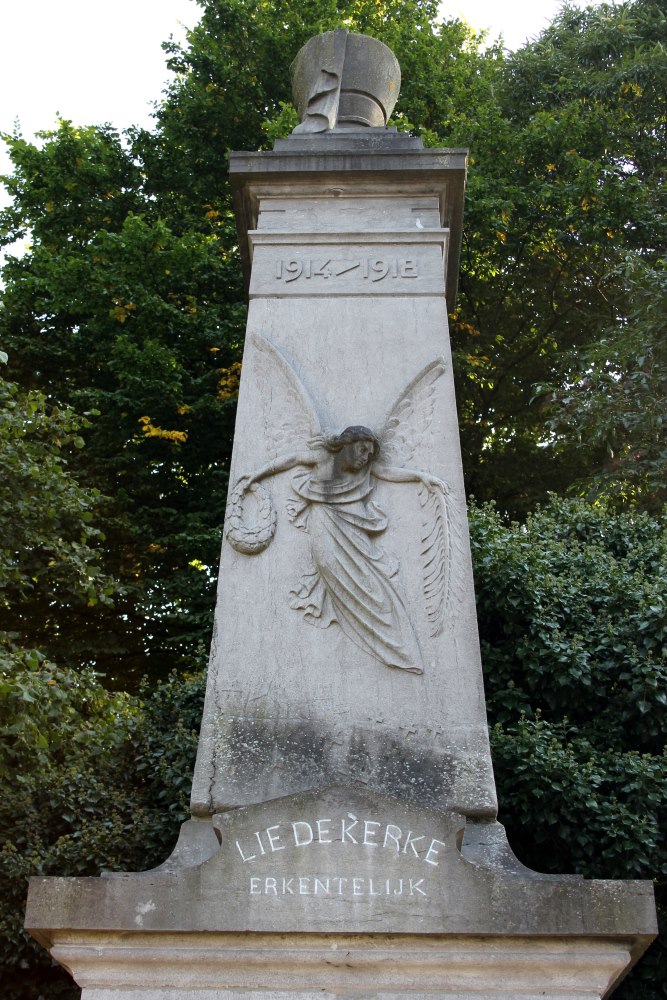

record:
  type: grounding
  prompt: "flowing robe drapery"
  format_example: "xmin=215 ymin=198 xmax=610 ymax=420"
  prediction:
xmin=287 ymin=466 xmax=423 ymax=673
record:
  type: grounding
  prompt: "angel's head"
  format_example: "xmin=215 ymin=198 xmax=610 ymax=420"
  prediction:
xmin=326 ymin=425 xmax=380 ymax=472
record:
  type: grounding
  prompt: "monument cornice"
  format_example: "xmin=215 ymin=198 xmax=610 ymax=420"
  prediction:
xmin=229 ymin=143 xmax=467 ymax=306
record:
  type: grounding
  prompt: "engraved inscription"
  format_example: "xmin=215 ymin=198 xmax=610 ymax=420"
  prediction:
xmin=275 ymin=257 xmax=419 ymax=283
xmin=225 ymin=335 xmax=459 ymax=672
xmin=249 ymin=876 xmax=427 ymax=897
xmin=228 ymin=811 xmax=447 ymax=900
xmin=234 ymin=814 xmax=446 ymax=866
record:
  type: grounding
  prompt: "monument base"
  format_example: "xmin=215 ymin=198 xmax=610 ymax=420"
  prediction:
xmin=26 ymin=788 xmax=655 ymax=999
xmin=39 ymin=931 xmax=645 ymax=1000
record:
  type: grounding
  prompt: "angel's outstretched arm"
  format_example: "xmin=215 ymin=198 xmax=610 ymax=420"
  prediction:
xmin=246 ymin=451 xmax=318 ymax=485
xmin=372 ymin=464 xmax=449 ymax=493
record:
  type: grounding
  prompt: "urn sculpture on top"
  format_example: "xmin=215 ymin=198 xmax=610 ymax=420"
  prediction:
xmin=291 ymin=29 xmax=400 ymax=132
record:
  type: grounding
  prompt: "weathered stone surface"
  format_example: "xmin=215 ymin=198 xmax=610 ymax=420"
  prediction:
xmin=26 ymin=789 xmax=656 ymax=997
xmin=290 ymin=30 xmax=400 ymax=133
xmin=32 ymin=935 xmax=650 ymax=1000
xmin=228 ymin=141 xmax=468 ymax=306
xmin=273 ymin=127 xmax=424 ymax=152
xmin=191 ymin=141 xmax=491 ymax=820
xmin=27 ymin=789 xmax=656 ymax=939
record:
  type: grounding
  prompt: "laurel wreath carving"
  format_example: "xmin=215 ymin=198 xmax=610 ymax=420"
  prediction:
xmin=225 ymin=479 xmax=277 ymax=554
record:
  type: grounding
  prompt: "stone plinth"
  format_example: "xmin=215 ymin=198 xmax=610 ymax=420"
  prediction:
xmin=24 ymin=935 xmax=654 ymax=1000
xmin=27 ymin=788 xmax=656 ymax=998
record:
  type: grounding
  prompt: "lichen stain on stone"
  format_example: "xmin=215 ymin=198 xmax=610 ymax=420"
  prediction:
xmin=208 ymin=709 xmax=456 ymax=812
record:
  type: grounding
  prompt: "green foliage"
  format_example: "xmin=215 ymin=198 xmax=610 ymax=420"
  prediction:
xmin=450 ymin=0 xmax=667 ymax=511
xmin=0 ymin=664 xmax=204 ymax=998
xmin=1 ymin=501 xmax=664 ymax=997
xmin=471 ymin=496 xmax=667 ymax=751
xmin=471 ymin=497 xmax=666 ymax=998
xmin=1 ymin=120 xmax=243 ymax=684
xmin=492 ymin=716 xmax=665 ymax=879
xmin=0 ymin=359 xmax=119 ymax=670
xmin=0 ymin=0 xmax=499 ymax=687
xmin=491 ymin=717 xmax=667 ymax=999
xmin=543 ymin=254 xmax=667 ymax=508
xmin=0 ymin=1 xmax=665 ymax=993
xmin=2 ymin=0 xmax=664 ymax=690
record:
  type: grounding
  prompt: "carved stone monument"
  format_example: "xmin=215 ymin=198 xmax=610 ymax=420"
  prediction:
xmin=25 ymin=29 xmax=656 ymax=1000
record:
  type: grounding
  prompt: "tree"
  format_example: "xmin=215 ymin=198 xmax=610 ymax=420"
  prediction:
xmin=1 ymin=122 xmax=243 ymax=684
xmin=471 ymin=496 xmax=666 ymax=754
xmin=0 ymin=666 xmax=203 ymax=1000
xmin=544 ymin=253 xmax=667 ymax=508
xmin=1 ymin=2 xmax=664 ymax=992
xmin=0 ymin=0 xmax=501 ymax=686
xmin=450 ymin=0 xmax=667 ymax=511
xmin=469 ymin=497 xmax=667 ymax=999
xmin=0 ymin=353 xmax=118 ymax=671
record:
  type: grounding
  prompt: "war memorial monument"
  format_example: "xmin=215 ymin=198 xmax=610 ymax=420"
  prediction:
xmin=25 ymin=29 xmax=656 ymax=999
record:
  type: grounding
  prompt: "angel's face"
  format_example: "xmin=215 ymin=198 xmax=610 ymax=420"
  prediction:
xmin=341 ymin=439 xmax=375 ymax=472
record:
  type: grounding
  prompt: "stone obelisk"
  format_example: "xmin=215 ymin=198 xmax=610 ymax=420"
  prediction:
xmin=26 ymin=30 xmax=656 ymax=1000
xmin=190 ymin=30 xmax=494 ymax=824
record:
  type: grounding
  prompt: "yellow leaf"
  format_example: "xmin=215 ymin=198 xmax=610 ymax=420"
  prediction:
xmin=110 ymin=301 xmax=136 ymax=323
xmin=139 ymin=415 xmax=188 ymax=444
xmin=111 ymin=305 xmax=128 ymax=323
xmin=217 ymin=361 xmax=242 ymax=400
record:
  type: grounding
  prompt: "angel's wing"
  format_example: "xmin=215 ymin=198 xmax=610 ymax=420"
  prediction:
xmin=417 ymin=484 xmax=465 ymax=637
xmin=250 ymin=334 xmax=322 ymax=459
xmin=378 ymin=358 xmax=446 ymax=467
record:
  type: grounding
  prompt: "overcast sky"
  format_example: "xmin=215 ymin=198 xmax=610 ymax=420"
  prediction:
xmin=0 ymin=0 xmax=596 ymax=193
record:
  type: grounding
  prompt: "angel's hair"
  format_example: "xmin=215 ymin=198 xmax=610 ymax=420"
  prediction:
xmin=325 ymin=426 xmax=380 ymax=457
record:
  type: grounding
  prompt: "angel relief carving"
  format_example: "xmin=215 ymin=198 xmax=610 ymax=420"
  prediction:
xmin=225 ymin=335 xmax=459 ymax=675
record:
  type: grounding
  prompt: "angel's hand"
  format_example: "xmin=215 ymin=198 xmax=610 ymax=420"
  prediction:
xmin=419 ymin=473 xmax=449 ymax=496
